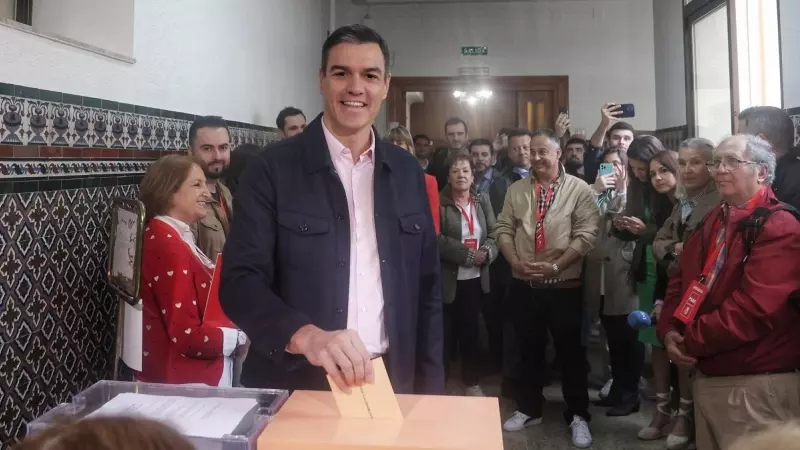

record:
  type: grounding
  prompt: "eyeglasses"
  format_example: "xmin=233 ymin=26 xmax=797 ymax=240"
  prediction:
xmin=706 ymin=157 xmax=756 ymax=172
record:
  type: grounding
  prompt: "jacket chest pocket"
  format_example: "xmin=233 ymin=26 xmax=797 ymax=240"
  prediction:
xmin=277 ymin=211 xmax=331 ymax=270
xmin=399 ymin=212 xmax=425 ymax=262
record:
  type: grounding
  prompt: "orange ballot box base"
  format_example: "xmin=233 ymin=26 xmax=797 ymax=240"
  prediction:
xmin=257 ymin=390 xmax=503 ymax=450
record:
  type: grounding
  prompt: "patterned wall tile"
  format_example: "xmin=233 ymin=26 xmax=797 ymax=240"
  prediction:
xmin=0 ymin=183 xmax=139 ymax=449
xmin=0 ymin=92 xmax=281 ymax=151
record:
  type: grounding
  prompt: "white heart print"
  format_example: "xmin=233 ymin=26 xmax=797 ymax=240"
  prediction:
xmin=145 ymin=325 xmax=151 ymax=331
xmin=143 ymin=351 xmax=149 ymax=356
xmin=167 ymin=271 xmax=174 ymax=276
xmin=154 ymin=276 xmax=159 ymax=281
xmin=175 ymin=302 xmax=182 ymax=309
xmin=184 ymin=328 xmax=191 ymax=334
xmin=204 ymin=335 xmax=209 ymax=343
xmin=182 ymin=269 xmax=188 ymax=275
xmin=201 ymin=283 xmax=207 ymax=288
xmin=172 ymin=337 xmax=177 ymax=343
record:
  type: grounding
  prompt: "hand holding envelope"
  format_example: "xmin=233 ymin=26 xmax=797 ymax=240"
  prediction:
xmin=288 ymin=325 xmax=375 ymax=393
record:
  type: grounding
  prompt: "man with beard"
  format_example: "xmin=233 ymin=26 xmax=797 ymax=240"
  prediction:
xmin=187 ymin=115 xmax=233 ymax=261
xmin=470 ymin=138 xmax=497 ymax=194
xmin=427 ymin=117 xmax=469 ymax=189
xmin=563 ymin=137 xmax=588 ymax=181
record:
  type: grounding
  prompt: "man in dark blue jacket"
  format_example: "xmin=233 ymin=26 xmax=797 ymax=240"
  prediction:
xmin=220 ymin=25 xmax=444 ymax=395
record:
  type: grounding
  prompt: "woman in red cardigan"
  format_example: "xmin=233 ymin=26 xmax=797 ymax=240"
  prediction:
xmin=384 ymin=125 xmax=440 ymax=234
xmin=137 ymin=155 xmax=245 ymax=386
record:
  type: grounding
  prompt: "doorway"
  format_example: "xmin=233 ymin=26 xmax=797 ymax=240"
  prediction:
xmin=386 ymin=76 xmax=568 ymax=147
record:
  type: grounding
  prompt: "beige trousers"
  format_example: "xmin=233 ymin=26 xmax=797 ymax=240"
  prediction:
xmin=694 ymin=370 xmax=800 ymax=450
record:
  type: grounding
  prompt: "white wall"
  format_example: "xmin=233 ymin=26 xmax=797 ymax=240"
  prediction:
xmin=32 ymin=0 xmax=135 ymax=57
xmin=780 ymin=0 xmax=800 ymax=108
xmin=0 ymin=0 xmax=327 ymax=127
xmin=338 ymin=0 xmax=658 ymax=132
xmin=653 ymin=0 xmax=686 ymax=128
xmin=0 ymin=0 xmax=14 ymax=20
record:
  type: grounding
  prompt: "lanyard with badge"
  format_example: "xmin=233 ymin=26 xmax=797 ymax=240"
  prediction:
xmin=673 ymin=189 xmax=765 ymax=324
xmin=457 ymin=198 xmax=478 ymax=250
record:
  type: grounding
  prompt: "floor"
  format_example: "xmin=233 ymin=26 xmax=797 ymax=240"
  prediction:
xmin=446 ymin=331 xmax=671 ymax=450
xmin=448 ymin=375 xmax=666 ymax=450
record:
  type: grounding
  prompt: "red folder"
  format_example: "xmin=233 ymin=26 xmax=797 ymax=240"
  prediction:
xmin=203 ymin=254 xmax=236 ymax=328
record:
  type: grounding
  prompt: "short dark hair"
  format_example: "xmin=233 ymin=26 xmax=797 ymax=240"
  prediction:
xmin=738 ymin=106 xmax=795 ymax=154
xmin=321 ymin=24 xmax=391 ymax=74
xmin=189 ymin=116 xmax=229 ymax=147
xmin=444 ymin=117 xmax=468 ymax=134
xmin=445 ymin=153 xmax=475 ymax=176
xmin=413 ymin=134 xmax=431 ymax=143
xmin=507 ymin=128 xmax=532 ymax=141
xmin=565 ymin=137 xmax=588 ymax=151
xmin=607 ymin=121 xmax=635 ymax=139
xmin=468 ymin=138 xmax=493 ymax=153
xmin=276 ymin=107 xmax=305 ymax=131
xmin=498 ymin=127 xmax=515 ymax=137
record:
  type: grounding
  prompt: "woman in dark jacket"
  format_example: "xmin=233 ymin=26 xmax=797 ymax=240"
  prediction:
xmin=614 ymin=138 xmax=679 ymax=442
xmin=438 ymin=154 xmax=497 ymax=396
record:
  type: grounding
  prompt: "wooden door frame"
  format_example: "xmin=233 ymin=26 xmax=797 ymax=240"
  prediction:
xmin=386 ymin=76 xmax=569 ymax=128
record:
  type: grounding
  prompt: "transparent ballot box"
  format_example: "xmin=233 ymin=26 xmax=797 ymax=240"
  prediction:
xmin=27 ymin=380 xmax=290 ymax=450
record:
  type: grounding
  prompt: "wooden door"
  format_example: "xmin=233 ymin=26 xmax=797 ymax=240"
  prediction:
xmin=408 ymin=91 xmax=517 ymax=145
xmin=386 ymin=76 xmax=569 ymax=144
xmin=516 ymin=90 xmax=555 ymax=131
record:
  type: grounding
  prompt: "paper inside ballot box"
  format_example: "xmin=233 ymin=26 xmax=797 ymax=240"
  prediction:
xmin=258 ymin=363 xmax=503 ymax=450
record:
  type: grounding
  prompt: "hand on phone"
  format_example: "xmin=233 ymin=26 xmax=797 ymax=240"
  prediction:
xmin=601 ymin=102 xmax=623 ymax=125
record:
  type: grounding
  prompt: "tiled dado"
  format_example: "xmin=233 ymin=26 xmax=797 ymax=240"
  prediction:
xmin=0 ymin=82 xmax=281 ymax=151
xmin=0 ymin=184 xmax=138 ymax=448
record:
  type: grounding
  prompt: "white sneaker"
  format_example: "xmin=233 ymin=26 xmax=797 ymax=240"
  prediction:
xmin=570 ymin=415 xmax=592 ymax=448
xmin=502 ymin=411 xmax=542 ymax=432
xmin=465 ymin=385 xmax=485 ymax=397
xmin=599 ymin=378 xmax=613 ymax=399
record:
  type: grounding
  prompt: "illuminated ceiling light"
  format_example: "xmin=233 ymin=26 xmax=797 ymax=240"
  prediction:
xmin=466 ymin=96 xmax=477 ymax=106
xmin=477 ymin=89 xmax=493 ymax=99
xmin=453 ymin=90 xmax=464 ymax=98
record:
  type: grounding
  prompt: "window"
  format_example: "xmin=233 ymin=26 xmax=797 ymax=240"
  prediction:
xmin=692 ymin=4 xmax=732 ymax=141
xmin=684 ymin=0 xmax=784 ymax=141
xmin=733 ymin=0 xmax=782 ymax=110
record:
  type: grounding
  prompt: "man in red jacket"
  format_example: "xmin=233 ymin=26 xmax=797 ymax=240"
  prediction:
xmin=657 ymin=134 xmax=800 ymax=450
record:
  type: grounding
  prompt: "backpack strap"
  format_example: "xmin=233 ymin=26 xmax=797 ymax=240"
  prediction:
xmin=738 ymin=202 xmax=800 ymax=263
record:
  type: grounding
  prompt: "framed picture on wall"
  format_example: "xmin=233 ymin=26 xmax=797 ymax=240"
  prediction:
xmin=107 ymin=197 xmax=146 ymax=306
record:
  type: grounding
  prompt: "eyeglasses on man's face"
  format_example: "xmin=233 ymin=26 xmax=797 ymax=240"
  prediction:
xmin=706 ymin=157 xmax=757 ymax=172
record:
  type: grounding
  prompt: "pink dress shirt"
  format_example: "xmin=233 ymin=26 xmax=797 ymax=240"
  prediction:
xmin=322 ymin=118 xmax=388 ymax=355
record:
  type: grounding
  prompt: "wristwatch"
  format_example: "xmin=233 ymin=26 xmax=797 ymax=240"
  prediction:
xmin=551 ymin=263 xmax=560 ymax=274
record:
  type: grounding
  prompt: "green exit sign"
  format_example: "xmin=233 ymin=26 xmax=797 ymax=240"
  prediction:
xmin=461 ymin=46 xmax=488 ymax=56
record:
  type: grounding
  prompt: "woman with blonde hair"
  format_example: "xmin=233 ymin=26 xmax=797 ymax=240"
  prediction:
xmin=384 ymin=125 xmax=441 ymax=234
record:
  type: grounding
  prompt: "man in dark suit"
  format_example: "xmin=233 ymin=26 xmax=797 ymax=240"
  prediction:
xmin=220 ymin=24 xmax=444 ymax=395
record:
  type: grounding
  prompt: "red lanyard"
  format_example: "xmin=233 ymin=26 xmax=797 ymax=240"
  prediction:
xmin=457 ymin=198 xmax=475 ymax=236
xmin=699 ymin=187 xmax=765 ymax=282
xmin=536 ymin=183 xmax=555 ymax=224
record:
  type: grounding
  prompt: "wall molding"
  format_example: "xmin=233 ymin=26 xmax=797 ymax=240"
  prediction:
xmin=0 ymin=82 xmax=281 ymax=151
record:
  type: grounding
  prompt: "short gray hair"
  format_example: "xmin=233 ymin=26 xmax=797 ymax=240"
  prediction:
xmin=531 ymin=128 xmax=561 ymax=149
xmin=717 ymin=134 xmax=776 ymax=185
xmin=679 ymin=137 xmax=715 ymax=161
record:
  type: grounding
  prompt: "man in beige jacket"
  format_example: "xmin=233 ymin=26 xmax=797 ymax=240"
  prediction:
xmin=494 ymin=129 xmax=599 ymax=449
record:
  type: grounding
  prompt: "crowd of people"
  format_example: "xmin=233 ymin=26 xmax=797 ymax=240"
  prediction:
xmin=17 ymin=24 xmax=799 ymax=450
